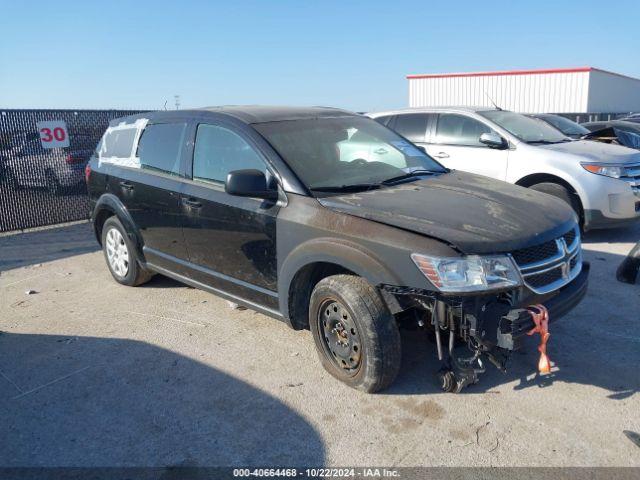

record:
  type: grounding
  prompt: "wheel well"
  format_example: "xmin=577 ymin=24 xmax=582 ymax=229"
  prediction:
xmin=93 ymin=207 xmax=115 ymax=245
xmin=287 ymin=262 xmax=355 ymax=330
xmin=516 ymin=173 xmax=576 ymax=192
xmin=515 ymin=173 xmax=584 ymax=219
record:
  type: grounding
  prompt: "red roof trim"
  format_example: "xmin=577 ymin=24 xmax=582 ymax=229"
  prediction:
xmin=406 ymin=67 xmax=593 ymax=80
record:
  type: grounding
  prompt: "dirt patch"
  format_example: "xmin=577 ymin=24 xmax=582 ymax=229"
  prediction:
xmin=394 ymin=398 xmax=445 ymax=421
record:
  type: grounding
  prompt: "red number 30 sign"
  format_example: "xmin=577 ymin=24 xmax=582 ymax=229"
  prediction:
xmin=37 ymin=121 xmax=70 ymax=149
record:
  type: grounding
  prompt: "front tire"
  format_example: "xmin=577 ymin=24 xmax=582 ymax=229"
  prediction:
xmin=101 ymin=216 xmax=153 ymax=286
xmin=309 ymin=274 xmax=401 ymax=393
xmin=529 ymin=182 xmax=582 ymax=224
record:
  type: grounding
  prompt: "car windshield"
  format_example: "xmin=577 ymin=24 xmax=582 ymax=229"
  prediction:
xmin=480 ymin=110 xmax=569 ymax=144
xmin=539 ymin=115 xmax=590 ymax=137
xmin=254 ymin=116 xmax=446 ymax=192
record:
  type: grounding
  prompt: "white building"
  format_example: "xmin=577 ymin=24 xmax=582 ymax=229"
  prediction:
xmin=407 ymin=67 xmax=640 ymax=114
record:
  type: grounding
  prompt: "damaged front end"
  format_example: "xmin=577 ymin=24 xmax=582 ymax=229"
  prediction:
xmin=381 ymin=225 xmax=590 ymax=393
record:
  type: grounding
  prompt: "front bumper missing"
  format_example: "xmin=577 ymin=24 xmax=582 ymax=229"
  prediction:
xmin=382 ymin=261 xmax=590 ymax=392
xmin=497 ymin=262 xmax=590 ymax=350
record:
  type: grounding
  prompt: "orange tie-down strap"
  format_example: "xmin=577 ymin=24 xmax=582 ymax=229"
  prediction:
xmin=527 ymin=304 xmax=551 ymax=374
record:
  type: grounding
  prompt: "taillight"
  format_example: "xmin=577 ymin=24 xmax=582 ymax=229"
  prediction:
xmin=84 ymin=163 xmax=91 ymax=184
xmin=66 ymin=154 xmax=85 ymax=164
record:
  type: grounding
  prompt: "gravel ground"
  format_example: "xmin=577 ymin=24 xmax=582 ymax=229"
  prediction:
xmin=0 ymin=221 xmax=639 ymax=467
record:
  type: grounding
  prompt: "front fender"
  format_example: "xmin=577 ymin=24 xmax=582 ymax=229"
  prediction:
xmin=277 ymin=237 xmax=403 ymax=319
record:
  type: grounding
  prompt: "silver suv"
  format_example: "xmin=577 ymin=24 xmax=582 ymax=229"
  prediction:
xmin=2 ymin=139 xmax=87 ymax=194
xmin=369 ymin=107 xmax=640 ymax=230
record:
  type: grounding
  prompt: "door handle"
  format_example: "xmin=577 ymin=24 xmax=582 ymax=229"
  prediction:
xmin=433 ymin=152 xmax=450 ymax=159
xmin=182 ymin=197 xmax=202 ymax=209
xmin=373 ymin=148 xmax=388 ymax=155
xmin=119 ymin=181 xmax=135 ymax=191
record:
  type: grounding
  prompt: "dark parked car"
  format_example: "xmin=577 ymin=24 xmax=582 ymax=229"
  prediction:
xmin=581 ymin=120 xmax=640 ymax=150
xmin=620 ymin=113 xmax=640 ymax=123
xmin=529 ymin=113 xmax=591 ymax=139
xmin=87 ymin=106 xmax=589 ymax=393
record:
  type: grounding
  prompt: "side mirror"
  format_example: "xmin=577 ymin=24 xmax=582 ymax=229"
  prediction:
xmin=225 ymin=169 xmax=278 ymax=200
xmin=479 ymin=132 xmax=507 ymax=149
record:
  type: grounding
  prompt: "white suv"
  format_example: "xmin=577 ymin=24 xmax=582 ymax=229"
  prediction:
xmin=369 ymin=107 xmax=640 ymax=230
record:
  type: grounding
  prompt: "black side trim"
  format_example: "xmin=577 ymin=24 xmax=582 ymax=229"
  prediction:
xmin=145 ymin=262 xmax=284 ymax=321
xmin=144 ymin=247 xmax=278 ymax=298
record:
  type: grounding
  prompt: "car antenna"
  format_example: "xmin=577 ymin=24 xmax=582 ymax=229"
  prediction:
xmin=484 ymin=91 xmax=502 ymax=111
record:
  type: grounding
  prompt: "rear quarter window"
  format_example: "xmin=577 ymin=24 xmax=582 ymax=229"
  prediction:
xmin=100 ymin=128 xmax=137 ymax=158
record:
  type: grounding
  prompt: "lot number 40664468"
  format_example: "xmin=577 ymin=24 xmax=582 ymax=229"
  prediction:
xmin=37 ymin=120 xmax=70 ymax=149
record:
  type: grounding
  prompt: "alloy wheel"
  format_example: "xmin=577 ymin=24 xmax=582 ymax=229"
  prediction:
xmin=105 ymin=227 xmax=130 ymax=278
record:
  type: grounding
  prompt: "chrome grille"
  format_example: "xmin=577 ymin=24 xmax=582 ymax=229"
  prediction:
xmin=622 ymin=163 xmax=640 ymax=197
xmin=510 ymin=225 xmax=582 ymax=294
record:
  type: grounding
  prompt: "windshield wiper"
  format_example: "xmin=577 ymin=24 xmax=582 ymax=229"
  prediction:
xmin=310 ymin=183 xmax=381 ymax=193
xmin=381 ymin=169 xmax=437 ymax=185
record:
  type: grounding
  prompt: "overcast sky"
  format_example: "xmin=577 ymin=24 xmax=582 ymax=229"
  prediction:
xmin=1 ymin=0 xmax=639 ymax=112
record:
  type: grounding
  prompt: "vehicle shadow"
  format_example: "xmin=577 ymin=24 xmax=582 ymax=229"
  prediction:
xmin=141 ymin=274 xmax=189 ymax=289
xmin=0 ymin=222 xmax=99 ymax=271
xmin=387 ymin=248 xmax=640 ymax=398
xmin=0 ymin=331 xmax=325 ymax=467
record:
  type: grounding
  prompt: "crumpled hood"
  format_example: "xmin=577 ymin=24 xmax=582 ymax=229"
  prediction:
xmin=318 ymin=171 xmax=576 ymax=254
xmin=536 ymin=139 xmax=640 ymax=164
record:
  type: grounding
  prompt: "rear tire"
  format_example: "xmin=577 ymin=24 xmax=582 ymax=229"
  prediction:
xmin=45 ymin=170 xmax=61 ymax=195
xmin=309 ymin=274 xmax=401 ymax=393
xmin=101 ymin=216 xmax=154 ymax=287
xmin=529 ymin=182 xmax=582 ymax=224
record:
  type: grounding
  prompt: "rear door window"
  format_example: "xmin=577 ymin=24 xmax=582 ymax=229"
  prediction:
xmin=192 ymin=124 xmax=266 ymax=183
xmin=434 ymin=113 xmax=493 ymax=146
xmin=137 ymin=123 xmax=187 ymax=176
xmin=393 ymin=114 xmax=428 ymax=143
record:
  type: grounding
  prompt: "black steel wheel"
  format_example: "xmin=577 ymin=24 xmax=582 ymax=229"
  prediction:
xmin=309 ymin=274 xmax=401 ymax=393
xmin=317 ymin=298 xmax=363 ymax=375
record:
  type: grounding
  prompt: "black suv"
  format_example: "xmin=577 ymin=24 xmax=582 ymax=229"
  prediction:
xmin=87 ymin=106 xmax=589 ymax=393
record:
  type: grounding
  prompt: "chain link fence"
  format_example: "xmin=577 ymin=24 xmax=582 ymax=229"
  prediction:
xmin=0 ymin=110 xmax=146 ymax=233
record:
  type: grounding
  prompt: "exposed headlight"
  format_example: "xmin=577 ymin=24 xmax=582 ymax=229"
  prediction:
xmin=581 ymin=163 xmax=625 ymax=179
xmin=411 ymin=254 xmax=522 ymax=292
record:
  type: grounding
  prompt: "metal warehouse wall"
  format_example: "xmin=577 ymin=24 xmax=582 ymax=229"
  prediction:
xmin=408 ymin=68 xmax=590 ymax=113
xmin=587 ymin=70 xmax=640 ymax=113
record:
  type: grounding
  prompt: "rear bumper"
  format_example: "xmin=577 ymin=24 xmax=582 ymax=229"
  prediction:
xmin=497 ymin=262 xmax=590 ymax=350
xmin=58 ymin=167 xmax=85 ymax=187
